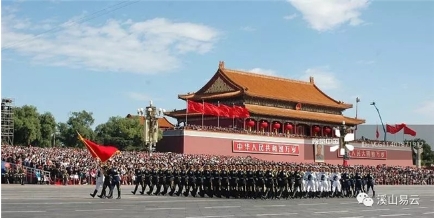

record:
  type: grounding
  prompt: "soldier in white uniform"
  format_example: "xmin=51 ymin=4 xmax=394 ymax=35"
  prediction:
xmin=331 ymin=168 xmax=342 ymax=197
xmin=305 ymin=168 xmax=315 ymax=198
xmin=318 ymin=168 xmax=328 ymax=197
xmin=90 ymin=165 xmax=105 ymax=198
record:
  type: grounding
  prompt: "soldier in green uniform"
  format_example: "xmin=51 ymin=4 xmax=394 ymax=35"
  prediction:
xmin=140 ymin=164 xmax=152 ymax=195
xmin=220 ymin=165 xmax=230 ymax=198
xmin=211 ymin=165 xmax=221 ymax=198
xmin=169 ymin=166 xmax=180 ymax=196
xmin=148 ymin=164 xmax=158 ymax=195
xmin=176 ymin=165 xmax=187 ymax=196
xmin=193 ymin=165 xmax=204 ymax=197
xmin=255 ymin=165 xmax=265 ymax=199
xmin=184 ymin=165 xmax=195 ymax=197
xmin=237 ymin=165 xmax=247 ymax=199
xmin=229 ymin=165 xmax=238 ymax=198
xmin=203 ymin=165 xmax=212 ymax=197
xmin=246 ymin=165 xmax=255 ymax=199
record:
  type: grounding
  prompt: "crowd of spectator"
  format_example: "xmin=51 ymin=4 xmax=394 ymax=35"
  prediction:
xmin=177 ymin=125 xmax=412 ymax=147
xmin=1 ymin=145 xmax=432 ymax=186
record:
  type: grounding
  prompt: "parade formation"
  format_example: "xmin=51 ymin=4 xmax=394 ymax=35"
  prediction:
xmin=92 ymin=164 xmax=376 ymax=200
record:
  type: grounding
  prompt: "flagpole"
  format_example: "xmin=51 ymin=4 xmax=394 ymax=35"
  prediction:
xmin=232 ymin=103 xmax=235 ymax=128
xmin=217 ymin=101 xmax=220 ymax=128
xmin=185 ymin=100 xmax=188 ymax=127
xmin=202 ymin=99 xmax=204 ymax=128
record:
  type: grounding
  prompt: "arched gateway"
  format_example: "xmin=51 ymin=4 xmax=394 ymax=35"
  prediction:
xmin=159 ymin=61 xmax=412 ymax=166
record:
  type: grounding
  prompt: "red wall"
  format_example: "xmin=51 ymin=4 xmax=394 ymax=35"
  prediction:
xmin=158 ymin=134 xmax=413 ymax=166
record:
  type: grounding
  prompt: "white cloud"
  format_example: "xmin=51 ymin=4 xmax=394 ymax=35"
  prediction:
xmin=244 ymin=68 xmax=277 ymax=76
xmin=283 ymin=13 xmax=298 ymax=20
xmin=300 ymin=67 xmax=340 ymax=90
xmin=415 ymin=101 xmax=434 ymax=120
xmin=287 ymin=0 xmax=370 ymax=31
xmin=2 ymin=12 xmax=221 ymax=74
xmin=357 ymin=60 xmax=375 ymax=65
xmin=241 ymin=26 xmax=256 ymax=32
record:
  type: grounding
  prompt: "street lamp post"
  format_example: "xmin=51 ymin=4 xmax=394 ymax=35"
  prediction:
xmin=138 ymin=101 xmax=165 ymax=155
xmin=370 ymin=102 xmax=387 ymax=142
xmin=331 ymin=121 xmax=355 ymax=165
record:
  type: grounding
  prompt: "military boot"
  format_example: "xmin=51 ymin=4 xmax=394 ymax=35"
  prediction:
xmin=90 ymin=190 xmax=98 ymax=198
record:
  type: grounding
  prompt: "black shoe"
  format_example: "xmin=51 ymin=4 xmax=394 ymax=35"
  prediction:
xmin=116 ymin=196 xmax=121 ymax=199
xmin=131 ymin=191 xmax=135 ymax=195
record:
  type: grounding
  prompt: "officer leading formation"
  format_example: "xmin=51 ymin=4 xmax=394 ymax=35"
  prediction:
xmin=91 ymin=164 xmax=376 ymax=200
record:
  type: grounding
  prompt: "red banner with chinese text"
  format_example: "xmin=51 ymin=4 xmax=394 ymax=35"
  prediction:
xmin=337 ymin=148 xmax=387 ymax=160
xmin=232 ymin=140 xmax=300 ymax=156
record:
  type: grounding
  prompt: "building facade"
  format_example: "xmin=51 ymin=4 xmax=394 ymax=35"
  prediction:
xmin=160 ymin=61 xmax=412 ymax=166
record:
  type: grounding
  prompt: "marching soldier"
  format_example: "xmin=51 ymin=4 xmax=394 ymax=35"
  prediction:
xmin=140 ymin=164 xmax=152 ymax=195
xmin=229 ymin=165 xmax=238 ymax=198
xmin=203 ymin=165 xmax=213 ymax=197
xmin=154 ymin=164 xmax=166 ymax=195
xmin=90 ymin=164 xmax=104 ymax=198
xmin=161 ymin=165 xmax=173 ymax=195
xmin=292 ymin=167 xmax=303 ymax=198
xmin=98 ymin=166 xmax=111 ymax=198
xmin=277 ymin=165 xmax=287 ymax=199
xmin=246 ymin=165 xmax=255 ymax=199
xmin=255 ymin=165 xmax=265 ymax=199
xmin=184 ymin=165 xmax=195 ymax=197
xmin=211 ymin=165 xmax=221 ymax=198
xmin=365 ymin=171 xmax=376 ymax=197
xmin=220 ymin=165 xmax=230 ymax=198
xmin=108 ymin=166 xmax=121 ymax=199
xmin=354 ymin=171 xmax=363 ymax=196
xmin=237 ymin=165 xmax=247 ymax=198
xmin=131 ymin=164 xmax=143 ymax=195
xmin=193 ymin=165 xmax=204 ymax=197
xmin=148 ymin=165 xmax=159 ymax=195
xmin=264 ymin=165 xmax=274 ymax=199
xmin=176 ymin=165 xmax=187 ymax=196
xmin=169 ymin=166 xmax=180 ymax=196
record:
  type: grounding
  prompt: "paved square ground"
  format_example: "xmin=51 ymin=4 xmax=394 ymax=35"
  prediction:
xmin=2 ymin=185 xmax=433 ymax=218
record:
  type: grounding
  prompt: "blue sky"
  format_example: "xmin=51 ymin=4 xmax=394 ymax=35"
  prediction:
xmin=2 ymin=0 xmax=434 ymax=135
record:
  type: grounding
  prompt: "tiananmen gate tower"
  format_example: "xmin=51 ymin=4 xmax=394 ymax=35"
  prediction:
xmin=158 ymin=61 xmax=413 ymax=166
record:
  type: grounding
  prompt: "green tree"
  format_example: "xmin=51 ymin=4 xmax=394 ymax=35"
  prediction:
xmin=94 ymin=116 xmax=143 ymax=150
xmin=13 ymin=105 xmax=41 ymax=145
xmin=37 ymin=112 xmax=57 ymax=147
xmin=407 ymin=138 xmax=434 ymax=166
xmin=58 ymin=111 xmax=95 ymax=147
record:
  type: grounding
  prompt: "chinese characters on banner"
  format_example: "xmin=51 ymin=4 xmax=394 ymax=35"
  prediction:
xmin=232 ymin=141 xmax=300 ymax=156
xmin=338 ymin=148 xmax=387 ymax=160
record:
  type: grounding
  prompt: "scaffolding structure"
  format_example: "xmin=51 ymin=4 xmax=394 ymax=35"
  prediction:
xmin=1 ymin=98 xmax=14 ymax=145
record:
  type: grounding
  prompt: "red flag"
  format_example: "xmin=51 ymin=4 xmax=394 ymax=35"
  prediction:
xmin=376 ymin=125 xmax=380 ymax=139
xmin=203 ymin=102 xmax=220 ymax=116
xmin=233 ymin=106 xmax=250 ymax=118
xmin=394 ymin=123 xmax=406 ymax=133
xmin=386 ymin=124 xmax=398 ymax=134
xmin=404 ymin=126 xmax=416 ymax=136
xmin=78 ymin=133 xmax=120 ymax=162
xmin=187 ymin=100 xmax=204 ymax=113
xmin=218 ymin=104 xmax=232 ymax=117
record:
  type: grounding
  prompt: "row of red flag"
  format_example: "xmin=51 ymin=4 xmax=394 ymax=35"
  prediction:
xmin=78 ymin=132 xmax=120 ymax=162
xmin=376 ymin=123 xmax=417 ymax=139
xmin=386 ymin=123 xmax=416 ymax=136
xmin=187 ymin=100 xmax=250 ymax=118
